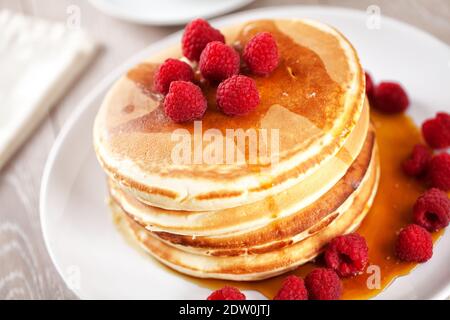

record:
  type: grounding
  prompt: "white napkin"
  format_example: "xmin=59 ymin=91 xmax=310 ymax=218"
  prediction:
xmin=0 ymin=10 xmax=98 ymax=169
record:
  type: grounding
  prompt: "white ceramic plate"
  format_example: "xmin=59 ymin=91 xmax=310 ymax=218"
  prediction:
xmin=40 ymin=6 xmax=450 ymax=300
xmin=89 ymin=0 xmax=255 ymax=26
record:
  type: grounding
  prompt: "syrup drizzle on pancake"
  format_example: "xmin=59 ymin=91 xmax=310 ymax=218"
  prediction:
xmin=94 ymin=18 xmax=364 ymax=215
xmin=116 ymin=20 xmax=343 ymax=136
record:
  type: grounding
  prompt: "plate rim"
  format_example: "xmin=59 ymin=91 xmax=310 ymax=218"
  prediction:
xmin=88 ymin=0 xmax=256 ymax=26
xmin=40 ymin=5 xmax=450 ymax=300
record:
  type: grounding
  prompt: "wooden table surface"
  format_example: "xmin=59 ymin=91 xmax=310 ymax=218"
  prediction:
xmin=0 ymin=0 xmax=449 ymax=300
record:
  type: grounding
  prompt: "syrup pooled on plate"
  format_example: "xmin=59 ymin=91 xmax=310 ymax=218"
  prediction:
xmin=182 ymin=111 xmax=444 ymax=300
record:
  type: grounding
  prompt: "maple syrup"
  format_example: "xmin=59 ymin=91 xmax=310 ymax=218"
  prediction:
xmin=178 ymin=111 xmax=444 ymax=300
xmin=118 ymin=21 xmax=444 ymax=299
xmin=124 ymin=20 xmax=342 ymax=134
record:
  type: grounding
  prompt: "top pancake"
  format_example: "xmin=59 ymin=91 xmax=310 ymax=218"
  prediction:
xmin=94 ymin=19 xmax=365 ymax=211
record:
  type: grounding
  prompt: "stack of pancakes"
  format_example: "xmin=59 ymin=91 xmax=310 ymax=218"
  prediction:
xmin=94 ymin=19 xmax=380 ymax=281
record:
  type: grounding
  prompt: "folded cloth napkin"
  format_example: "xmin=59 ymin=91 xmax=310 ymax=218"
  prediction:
xmin=0 ymin=10 xmax=98 ymax=170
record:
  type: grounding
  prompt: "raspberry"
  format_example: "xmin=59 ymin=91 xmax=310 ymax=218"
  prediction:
xmin=273 ymin=275 xmax=308 ymax=300
xmin=216 ymin=75 xmax=260 ymax=116
xmin=402 ymin=144 xmax=432 ymax=177
xmin=373 ymin=82 xmax=409 ymax=114
xmin=428 ymin=153 xmax=450 ymax=191
xmin=422 ymin=113 xmax=450 ymax=149
xmin=365 ymin=71 xmax=374 ymax=99
xmin=153 ymin=58 xmax=194 ymax=95
xmin=395 ymin=224 xmax=433 ymax=262
xmin=243 ymin=32 xmax=279 ymax=76
xmin=413 ymin=188 xmax=450 ymax=232
xmin=324 ymin=233 xmax=369 ymax=278
xmin=207 ymin=286 xmax=246 ymax=300
xmin=305 ymin=268 xmax=342 ymax=300
xmin=199 ymin=41 xmax=240 ymax=83
xmin=181 ymin=19 xmax=225 ymax=61
xmin=164 ymin=81 xmax=207 ymax=123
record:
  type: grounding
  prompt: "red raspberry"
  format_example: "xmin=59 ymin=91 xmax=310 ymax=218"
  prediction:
xmin=305 ymin=268 xmax=342 ymax=300
xmin=373 ymin=82 xmax=410 ymax=114
xmin=181 ymin=19 xmax=225 ymax=62
xmin=428 ymin=153 xmax=450 ymax=191
xmin=153 ymin=58 xmax=194 ymax=95
xmin=199 ymin=41 xmax=240 ymax=83
xmin=216 ymin=75 xmax=260 ymax=116
xmin=413 ymin=188 xmax=450 ymax=232
xmin=402 ymin=144 xmax=432 ymax=177
xmin=395 ymin=224 xmax=433 ymax=262
xmin=273 ymin=275 xmax=308 ymax=300
xmin=207 ymin=286 xmax=246 ymax=300
xmin=365 ymin=71 xmax=374 ymax=99
xmin=422 ymin=112 xmax=450 ymax=149
xmin=243 ymin=32 xmax=279 ymax=76
xmin=164 ymin=81 xmax=207 ymax=123
xmin=324 ymin=233 xmax=369 ymax=278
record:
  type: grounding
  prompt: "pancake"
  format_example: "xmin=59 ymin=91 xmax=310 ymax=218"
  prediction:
xmin=112 ymin=141 xmax=379 ymax=280
xmin=94 ymin=19 xmax=365 ymax=211
xmin=109 ymin=100 xmax=370 ymax=237
xmin=128 ymin=128 xmax=376 ymax=257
